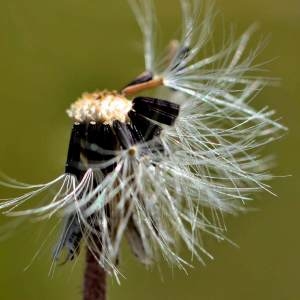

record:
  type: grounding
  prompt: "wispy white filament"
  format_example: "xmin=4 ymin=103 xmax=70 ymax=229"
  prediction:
xmin=128 ymin=0 xmax=156 ymax=72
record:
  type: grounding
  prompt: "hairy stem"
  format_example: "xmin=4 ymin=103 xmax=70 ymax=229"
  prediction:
xmin=83 ymin=249 xmax=107 ymax=300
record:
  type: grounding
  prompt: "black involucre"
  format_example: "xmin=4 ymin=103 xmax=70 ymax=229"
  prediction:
xmin=65 ymin=97 xmax=180 ymax=178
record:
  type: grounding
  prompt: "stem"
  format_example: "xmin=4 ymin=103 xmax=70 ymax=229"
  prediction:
xmin=83 ymin=249 xmax=107 ymax=300
xmin=122 ymin=77 xmax=163 ymax=96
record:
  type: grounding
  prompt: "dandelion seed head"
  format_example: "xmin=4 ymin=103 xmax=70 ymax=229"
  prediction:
xmin=67 ymin=90 xmax=133 ymax=125
xmin=0 ymin=0 xmax=286 ymax=281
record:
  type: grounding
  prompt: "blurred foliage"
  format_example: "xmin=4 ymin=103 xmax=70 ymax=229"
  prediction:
xmin=0 ymin=0 xmax=299 ymax=299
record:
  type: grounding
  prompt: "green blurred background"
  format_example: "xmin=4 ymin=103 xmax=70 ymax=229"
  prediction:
xmin=0 ymin=0 xmax=299 ymax=299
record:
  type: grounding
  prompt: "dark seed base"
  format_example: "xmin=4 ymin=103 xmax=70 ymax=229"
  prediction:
xmin=60 ymin=96 xmax=180 ymax=262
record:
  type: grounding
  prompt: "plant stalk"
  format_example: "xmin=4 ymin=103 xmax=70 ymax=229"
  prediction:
xmin=83 ymin=249 xmax=107 ymax=300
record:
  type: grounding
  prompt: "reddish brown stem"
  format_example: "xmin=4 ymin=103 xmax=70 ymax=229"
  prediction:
xmin=122 ymin=77 xmax=163 ymax=96
xmin=83 ymin=249 xmax=107 ymax=300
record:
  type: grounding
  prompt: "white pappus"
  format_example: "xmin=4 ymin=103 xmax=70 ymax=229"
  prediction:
xmin=0 ymin=0 xmax=285 ymax=280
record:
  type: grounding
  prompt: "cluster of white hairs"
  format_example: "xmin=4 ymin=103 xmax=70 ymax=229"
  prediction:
xmin=0 ymin=0 xmax=285 ymax=280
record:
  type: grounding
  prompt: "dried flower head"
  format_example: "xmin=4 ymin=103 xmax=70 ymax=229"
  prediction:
xmin=0 ymin=0 xmax=285 ymax=281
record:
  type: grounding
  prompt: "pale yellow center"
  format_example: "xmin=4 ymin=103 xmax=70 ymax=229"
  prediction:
xmin=67 ymin=91 xmax=132 ymax=125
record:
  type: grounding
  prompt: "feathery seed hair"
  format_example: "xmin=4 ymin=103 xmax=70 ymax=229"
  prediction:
xmin=0 ymin=0 xmax=285 ymax=280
